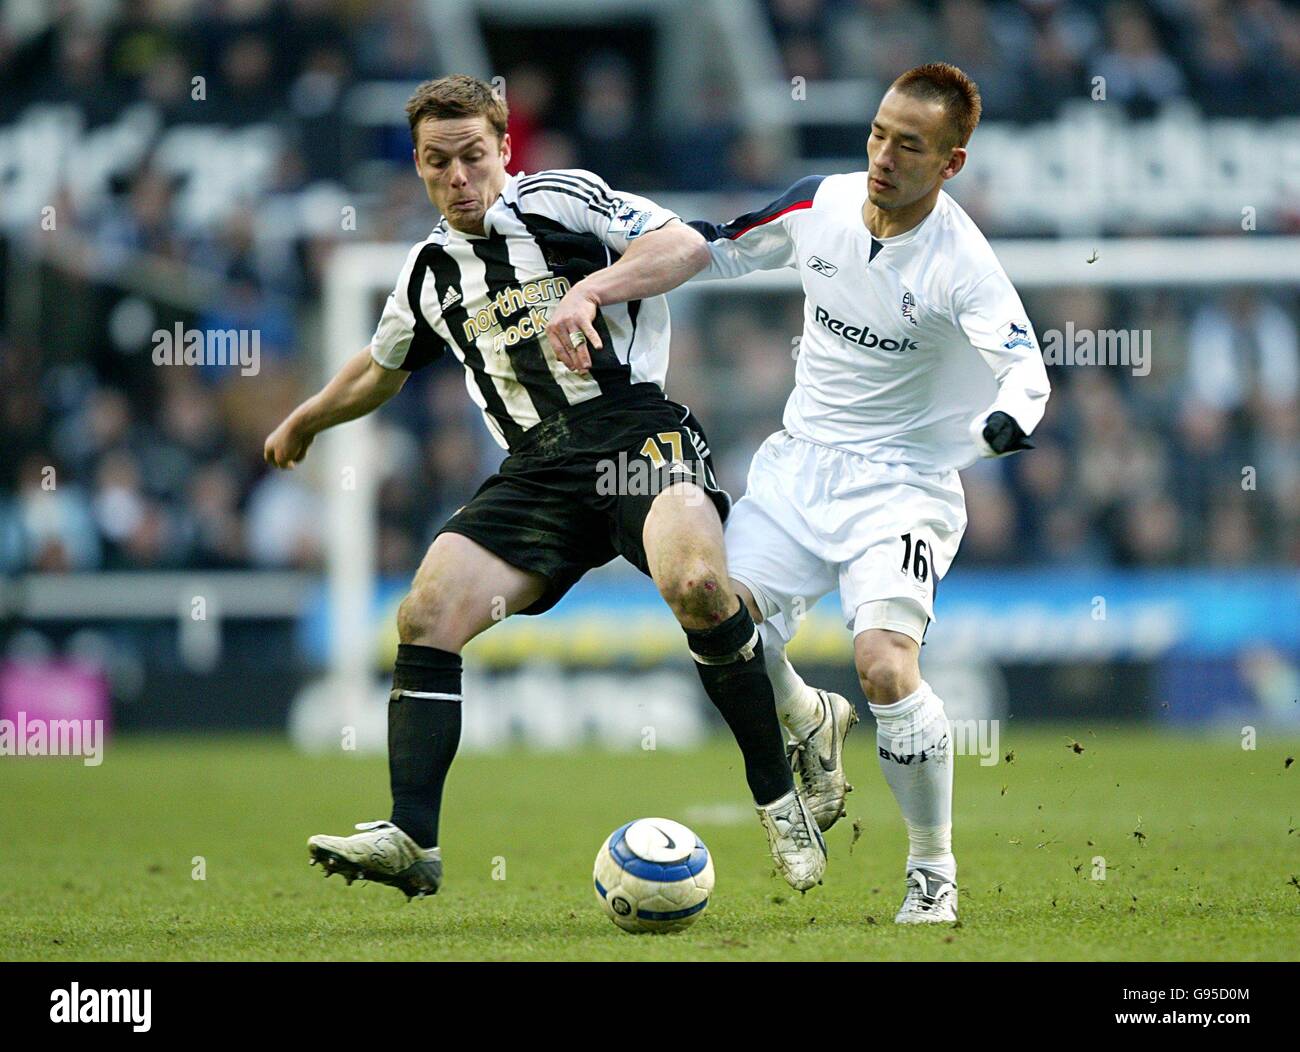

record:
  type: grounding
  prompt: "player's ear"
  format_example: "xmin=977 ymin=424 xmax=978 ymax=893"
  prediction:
xmin=942 ymin=147 xmax=966 ymax=181
xmin=498 ymin=131 xmax=512 ymax=169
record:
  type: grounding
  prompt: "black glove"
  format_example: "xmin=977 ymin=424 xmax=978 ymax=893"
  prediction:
xmin=534 ymin=229 xmax=611 ymax=283
xmin=982 ymin=411 xmax=1035 ymax=455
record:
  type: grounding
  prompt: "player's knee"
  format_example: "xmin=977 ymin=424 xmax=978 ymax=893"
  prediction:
xmin=855 ymin=635 xmax=917 ymax=704
xmin=396 ymin=585 xmax=452 ymax=645
xmin=857 ymin=653 xmax=910 ymax=703
xmin=656 ymin=559 xmax=732 ymax=626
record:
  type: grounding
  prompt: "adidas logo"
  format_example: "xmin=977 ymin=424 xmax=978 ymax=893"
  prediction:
xmin=441 ymin=286 xmax=462 ymax=310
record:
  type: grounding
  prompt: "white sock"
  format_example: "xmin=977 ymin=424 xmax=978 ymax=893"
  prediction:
xmin=869 ymin=681 xmax=956 ymax=884
xmin=757 ymin=621 xmax=822 ymax=740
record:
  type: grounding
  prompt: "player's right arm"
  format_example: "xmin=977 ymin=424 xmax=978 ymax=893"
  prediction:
xmin=544 ymin=172 xmax=818 ymax=370
xmin=547 ymin=220 xmax=711 ymax=370
xmin=265 ymin=242 xmax=445 ymax=469
xmin=263 ymin=348 xmax=407 ymax=469
xmin=687 ymin=175 xmax=823 ymax=279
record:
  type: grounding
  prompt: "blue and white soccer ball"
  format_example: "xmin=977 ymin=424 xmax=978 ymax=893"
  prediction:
xmin=593 ymin=818 xmax=715 ymax=934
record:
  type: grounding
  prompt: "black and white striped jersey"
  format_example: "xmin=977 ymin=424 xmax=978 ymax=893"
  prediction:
xmin=370 ymin=169 xmax=679 ymax=451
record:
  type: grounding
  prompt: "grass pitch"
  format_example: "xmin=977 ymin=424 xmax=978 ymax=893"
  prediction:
xmin=1 ymin=725 xmax=1297 ymax=961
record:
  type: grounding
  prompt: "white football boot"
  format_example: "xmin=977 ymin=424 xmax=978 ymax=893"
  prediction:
xmin=894 ymin=866 xmax=958 ymax=924
xmin=787 ymin=689 xmax=859 ymax=831
xmin=756 ymin=789 xmax=827 ymax=893
xmin=307 ymin=820 xmax=442 ymax=900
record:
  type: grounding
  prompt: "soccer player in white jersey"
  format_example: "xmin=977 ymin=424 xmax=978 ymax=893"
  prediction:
xmin=548 ymin=63 xmax=1050 ymax=923
xmin=263 ymin=75 xmax=826 ymax=901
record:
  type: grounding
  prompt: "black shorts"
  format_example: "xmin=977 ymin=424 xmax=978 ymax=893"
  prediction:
xmin=438 ymin=383 xmax=731 ymax=614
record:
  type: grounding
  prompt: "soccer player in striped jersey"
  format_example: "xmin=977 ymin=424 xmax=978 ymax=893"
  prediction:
xmin=549 ymin=63 xmax=1051 ymax=923
xmin=262 ymin=75 xmax=825 ymax=900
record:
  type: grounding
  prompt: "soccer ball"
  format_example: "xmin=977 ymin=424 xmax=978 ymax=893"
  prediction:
xmin=593 ymin=818 xmax=714 ymax=934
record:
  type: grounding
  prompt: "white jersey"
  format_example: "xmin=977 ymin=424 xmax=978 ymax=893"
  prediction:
xmin=370 ymin=169 xmax=679 ymax=450
xmin=692 ymin=174 xmax=1050 ymax=473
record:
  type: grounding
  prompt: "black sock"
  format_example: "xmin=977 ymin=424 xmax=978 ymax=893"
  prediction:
xmin=388 ymin=643 xmax=462 ymax=848
xmin=684 ymin=601 xmax=794 ymax=806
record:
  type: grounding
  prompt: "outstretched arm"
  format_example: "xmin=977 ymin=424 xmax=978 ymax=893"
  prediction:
xmin=263 ymin=347 xmax=407 ymax=469
xmin=546 ymin=220 xmax=710 ymax=372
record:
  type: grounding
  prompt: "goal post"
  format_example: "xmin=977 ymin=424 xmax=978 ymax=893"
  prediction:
xmin=318 ymin=244 xmax=409 ymax=736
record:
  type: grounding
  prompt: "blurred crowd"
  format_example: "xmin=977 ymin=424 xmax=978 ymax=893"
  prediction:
xmin=4 ymin=0 xmax=1296 ymax=188
xmin=765 ymin=0 xmax=1300 ymax=121
xmin=5 ymin=282 xmax=1297 ymax=573
xmin=2 ymin=0 xmax=1298 ymax=575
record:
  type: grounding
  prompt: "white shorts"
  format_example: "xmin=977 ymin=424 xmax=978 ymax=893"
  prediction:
xmin=725 ymin=431 xmax=967 ymax=646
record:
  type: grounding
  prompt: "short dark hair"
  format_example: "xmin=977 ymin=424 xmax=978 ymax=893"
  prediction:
xmin=405 ymin=74 xmax=508 ymax=145
xmin=890 ymin=63 xmax=982 ymax=148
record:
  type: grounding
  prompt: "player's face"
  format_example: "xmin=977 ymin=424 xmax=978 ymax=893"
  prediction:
xmin=866 ymin=90 xmax=965 ymax=211
xmin=413 ymin=116 xmax=511 ymax=234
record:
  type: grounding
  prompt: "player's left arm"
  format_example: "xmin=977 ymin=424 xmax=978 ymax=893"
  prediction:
xmin=955 ymin=269 xmax=1052 ymax=457
xmin=546 ymin=220 xmax=709 ymax=371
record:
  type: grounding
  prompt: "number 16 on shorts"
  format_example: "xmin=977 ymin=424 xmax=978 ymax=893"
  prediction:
xmin=899 ymin=532 xmax=930 ymax=584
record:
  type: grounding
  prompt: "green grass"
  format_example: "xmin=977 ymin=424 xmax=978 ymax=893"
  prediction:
xmin=1 ymin=726 xmax=1297 ymax=960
